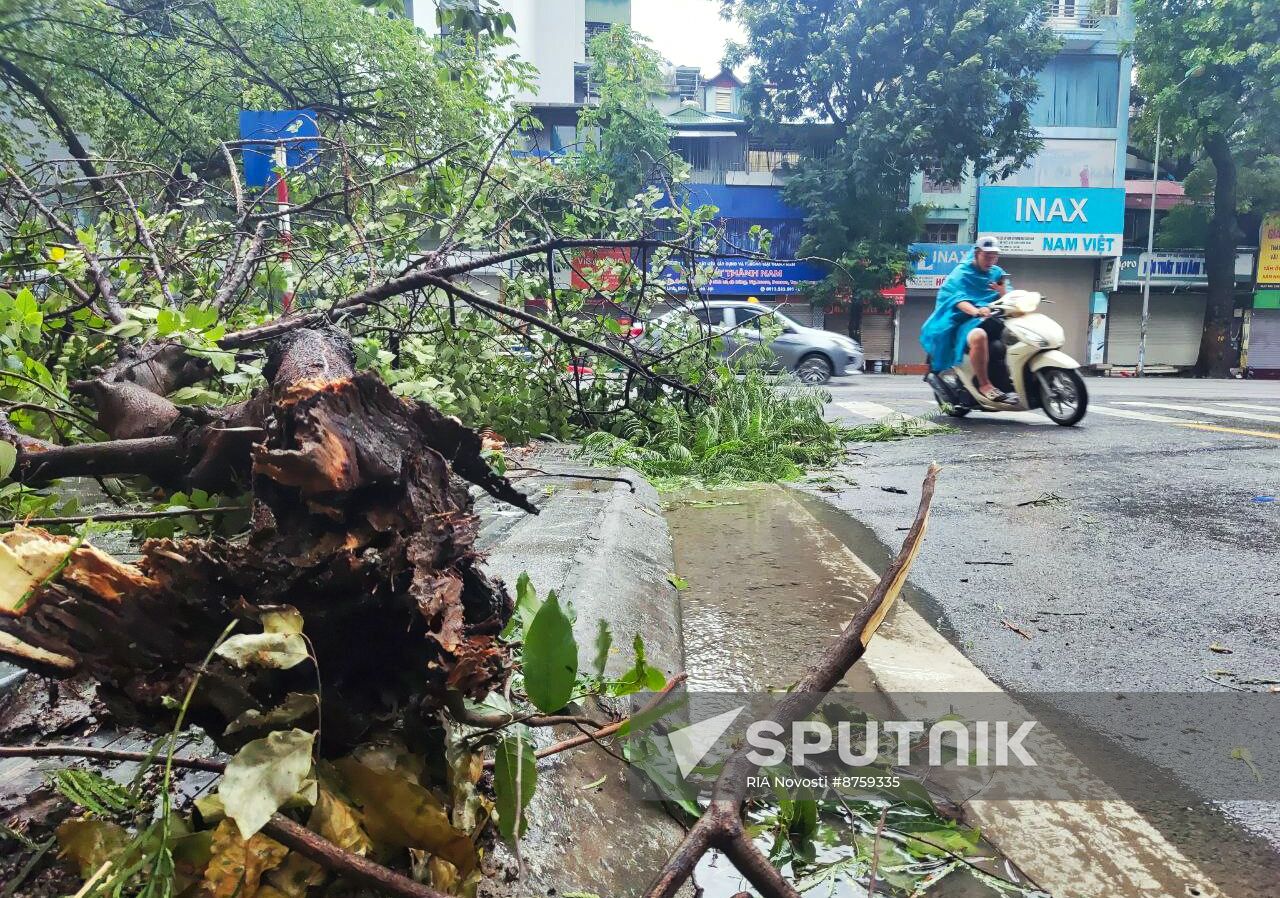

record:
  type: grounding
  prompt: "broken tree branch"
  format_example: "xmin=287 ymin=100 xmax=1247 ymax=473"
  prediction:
xmin=640 ymin=464 xmax=940 ymax=898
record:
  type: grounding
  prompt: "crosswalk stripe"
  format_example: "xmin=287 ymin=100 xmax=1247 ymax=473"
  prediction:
xmin=834 ymin=400 xmax=940 ymax=430
xmin=1090 ymin=406 xmax=1207 ymax=424
xmin=836 ymin=400 xmax=899 ymax=419
xmin=1115 ymin=401 xmax=1280 ymax=424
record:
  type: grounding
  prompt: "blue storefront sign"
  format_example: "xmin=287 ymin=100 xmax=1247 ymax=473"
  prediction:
xmin=977 ymin=186 xmax=1124 ymax=257
xmin=1114 ymin=250 xmax=1256 ymax=287
xmin=660 ymin=257 xmax=827 ymax=295
xmin=907 ymin=243 xmax=970 ymax=289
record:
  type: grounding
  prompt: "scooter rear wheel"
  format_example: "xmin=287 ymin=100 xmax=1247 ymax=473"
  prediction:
xmin=1035 ymin=368 xmax=1088 ymax=426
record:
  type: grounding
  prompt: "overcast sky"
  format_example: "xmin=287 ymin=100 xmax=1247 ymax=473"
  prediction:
xmin=631 ymin=0 xmax=746 ymax=74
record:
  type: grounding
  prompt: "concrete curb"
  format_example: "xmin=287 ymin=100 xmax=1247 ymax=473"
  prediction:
xmin=477 ymin=458 xmax=687 ymax=897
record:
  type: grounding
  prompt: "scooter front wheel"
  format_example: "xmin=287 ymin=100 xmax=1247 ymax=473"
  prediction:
xmin=1035 ymin=368 xmax=1088 ymax=426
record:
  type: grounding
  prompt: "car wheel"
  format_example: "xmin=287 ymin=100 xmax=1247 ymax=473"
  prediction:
xmin=795 ymin=353 xmax=834 ymax=385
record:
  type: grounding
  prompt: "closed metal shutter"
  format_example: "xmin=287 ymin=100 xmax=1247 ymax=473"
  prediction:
xmin=1001 ymin=258 xmax=1094 ymax=361
xmin=897 ymin=295 xmax=934 ymax=366
xmin=768 ymin=301 xmax=822 ymax=328
xmin=1248 ymin=309 xmax=1280 ymax=371
xmin=861 ymin=310 xmax=894 ymax=362
xmin=1105 ymin=293 xmax=1207 ymax=367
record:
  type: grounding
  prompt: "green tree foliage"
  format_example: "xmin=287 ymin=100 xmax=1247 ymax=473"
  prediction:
xmin=724 ymin=0 xmax=1056 ymax=337
xmin=573 ymin=25 xmax=676 ymax=201
xmin=0 ymin=0 xmax=521 ymax=174
xmin=1134 ymin=0 xmax=1280 ymax=376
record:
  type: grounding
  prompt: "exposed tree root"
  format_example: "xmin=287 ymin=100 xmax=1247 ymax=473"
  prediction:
xmin=0 ymin=327 xmax=534 ymax=755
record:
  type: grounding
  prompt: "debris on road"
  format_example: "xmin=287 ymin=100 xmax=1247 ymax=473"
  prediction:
xmin=1016 ymin=492 xmax=1071 ymax=507
xmin=1001 ymin=620 xmax=1033 ymax=640
xmin=1209 ymin=643 xmax=1234 ymax=654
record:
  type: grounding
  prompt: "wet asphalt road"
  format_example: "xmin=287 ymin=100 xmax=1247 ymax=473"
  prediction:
xmin=806 ymin=374 xmax=1280 ymax=881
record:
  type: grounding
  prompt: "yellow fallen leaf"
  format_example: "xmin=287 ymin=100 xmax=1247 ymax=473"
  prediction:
xmin=335 ymin=758 xmax=476 ymax=875
xmin=48 ymin=245 xmax=66 ymax=262
xmin=263 ymin=851 xmax=324 ymax=898
xmin=56 ymin=819 xmax=129 ymax=878
xmin=309 ymin=788 xmax=372 ymax=857
xmin=203 ymin=818 xmax=288 ymax=898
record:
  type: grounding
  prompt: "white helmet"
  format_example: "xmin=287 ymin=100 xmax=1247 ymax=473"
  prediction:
xmin=975 ymin=236 xmax=1003 ymax=253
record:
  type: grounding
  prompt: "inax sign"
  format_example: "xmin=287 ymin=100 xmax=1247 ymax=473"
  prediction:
xmin=978 ymin=186 xmax=1124 ymax=257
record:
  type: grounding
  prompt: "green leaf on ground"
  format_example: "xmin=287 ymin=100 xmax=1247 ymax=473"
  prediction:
xmin=214 ymin=633 xmax=309 ymax=670
xmin=217 ymin=728 xmax=316 ymax=838
xmin=522 ymin=590 xmax=578 ymax=712
xmin=493 ymin=731 xmax=537 ymax=842
xmin=0 ymin=442 xmax=16 ymax=481
xmin=501 ymin=571 xmax=542 ymax=640
xmin=610 ymin=634 xmax=667 ymax=696
xmin=592 ymin=619 xmax=613 ymax=678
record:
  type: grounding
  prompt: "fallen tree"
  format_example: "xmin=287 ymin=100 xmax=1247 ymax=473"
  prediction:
xmin=1 ymin=325 xmax=531 ymax=752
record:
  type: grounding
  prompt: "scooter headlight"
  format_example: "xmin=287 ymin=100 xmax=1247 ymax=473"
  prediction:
xmin=1008 ymin=291 xmax=1042 ymax=314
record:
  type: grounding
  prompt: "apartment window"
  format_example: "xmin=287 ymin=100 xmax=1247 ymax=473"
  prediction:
xmin=1032 ymin=55 xmax=1121 ymax=128
xmin=748 ymin=149 xmax=802 ymax=174
xmin=923 ymin=222 xmax=961 ymax=244
xmin=713 ymin=88 xmax=734 ymax=114
xmin=672 ymin=138 xmax=710 ymax=170
xmin=675 ymin=67 xmax=702 ymax=101
xmin=922 ymin=170 xmax=961 ymax=193
xmin=1047 ymin=0 xmax=1118 ymax=18
xmin=584 ymin=21 xmax=610 ymax=55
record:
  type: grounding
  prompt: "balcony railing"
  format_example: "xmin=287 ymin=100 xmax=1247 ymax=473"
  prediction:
xmin=1042 ymin=0 xmax=1118 ymax=29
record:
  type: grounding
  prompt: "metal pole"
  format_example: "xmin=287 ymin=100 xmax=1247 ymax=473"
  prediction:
xmin=274 ymin=143 xmax=295 ymax=314
xmin=1137 ymin=114 xmax=1161 ymax=377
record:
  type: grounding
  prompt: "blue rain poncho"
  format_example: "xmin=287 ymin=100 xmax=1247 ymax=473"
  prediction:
xmin=919 ymin=253 xmax=1006 ymax=372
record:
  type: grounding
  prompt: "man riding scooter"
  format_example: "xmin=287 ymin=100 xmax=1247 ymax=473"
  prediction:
xmin=920 ymin=236 xmax=1016 ymax=405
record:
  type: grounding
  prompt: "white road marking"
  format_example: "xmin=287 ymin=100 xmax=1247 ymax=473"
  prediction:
xmin=1090 ymin=406 xmax=1209 ymax=424
xmin=835 ymin=400 xmax=899 ymax=419
xmin=780 ymin=490 xmax=1230 ymax=898
xmin=834 ymin=400 xmax=941 ymax=430
xmin=1115 ymin=400 xmax=1280 ymax=424
xmin=1219 ymin=402 xmax=1280 ymax=414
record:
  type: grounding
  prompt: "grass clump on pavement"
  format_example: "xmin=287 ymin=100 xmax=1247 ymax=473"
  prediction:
xmin=580 ymin=371 xmax=933 ymax=488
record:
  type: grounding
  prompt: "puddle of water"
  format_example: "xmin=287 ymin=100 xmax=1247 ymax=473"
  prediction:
xmin=666 ymin=486 xmax=1025 ymax=898
xmin=666 ymin=487 xmax=882 ymax=694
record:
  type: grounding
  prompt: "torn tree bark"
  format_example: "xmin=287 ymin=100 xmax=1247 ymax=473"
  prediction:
xmin=0 ymin=328 xmax=535 ymax=754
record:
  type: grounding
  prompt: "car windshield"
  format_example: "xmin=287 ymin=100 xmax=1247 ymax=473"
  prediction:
xmin=737 ymin=306 xmax=801 ymax=331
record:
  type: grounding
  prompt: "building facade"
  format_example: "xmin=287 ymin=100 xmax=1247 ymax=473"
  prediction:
xmin=895 ymin=2 xmax=1136 ymax=372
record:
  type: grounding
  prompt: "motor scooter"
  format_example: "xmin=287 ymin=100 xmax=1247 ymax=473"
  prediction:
xmin=924 ymin=290 xmax=1088 ymax=426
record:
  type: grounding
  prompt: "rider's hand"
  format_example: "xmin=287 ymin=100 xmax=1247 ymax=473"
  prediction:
xmin=990 ymin=279 xmax=1008 ymax=297
xmin=975 ymin=307 xmax=993 ymax=318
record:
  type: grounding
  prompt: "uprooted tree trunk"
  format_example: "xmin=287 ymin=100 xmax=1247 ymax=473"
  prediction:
xmin=0 ymin=327 xmax=535 ymax=754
